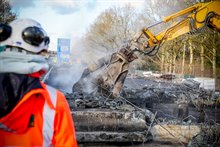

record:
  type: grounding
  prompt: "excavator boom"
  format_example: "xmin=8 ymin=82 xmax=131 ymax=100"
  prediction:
xmin=134 ymin=1 xmax=220 ymax=52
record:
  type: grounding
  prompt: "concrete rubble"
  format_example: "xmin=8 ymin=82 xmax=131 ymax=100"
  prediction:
xmin=64 ymin=75 xmax=220 ymax=146
xmin=66 ymin=94 xmax=154 ymax=144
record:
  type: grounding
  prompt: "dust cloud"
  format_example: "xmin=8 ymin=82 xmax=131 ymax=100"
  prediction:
xmin=45 ymin=38 xmax=108 ymax=93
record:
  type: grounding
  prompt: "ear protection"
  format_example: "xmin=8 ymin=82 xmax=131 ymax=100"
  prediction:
xmin=0 ymin=24 xmax=12 ymax=42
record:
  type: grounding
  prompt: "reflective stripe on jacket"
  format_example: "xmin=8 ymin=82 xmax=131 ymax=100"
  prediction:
xmin=0 ymin=82 xmax=78 ymax=147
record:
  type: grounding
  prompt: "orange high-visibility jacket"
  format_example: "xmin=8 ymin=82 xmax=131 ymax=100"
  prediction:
xmin=0 ymin=82 xmax=78 ymax=147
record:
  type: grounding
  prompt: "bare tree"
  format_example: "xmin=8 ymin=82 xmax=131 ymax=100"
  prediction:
xmin=181 ymin=43 xmax=186 ymax=74
xmin=85 ymin=5 xmax=138 ymax=55
xmin=200 ymin=44 xmax=205 ymax=77
xmin=0 ymin=0 xmax=16 ymax=23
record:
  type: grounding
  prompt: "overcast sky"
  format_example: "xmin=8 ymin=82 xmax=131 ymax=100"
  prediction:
xmin=9 ymin=0 xmax=145 ymax=51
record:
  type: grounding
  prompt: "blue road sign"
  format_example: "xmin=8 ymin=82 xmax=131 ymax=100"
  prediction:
xmin=57 ymin=38 xmax=71 ymax=63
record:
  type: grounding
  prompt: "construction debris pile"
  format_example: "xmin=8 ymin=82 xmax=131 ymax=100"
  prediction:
xmin=66 ymin=91 xmax=154 ymax=144
xmin=122 ymin=78 xmax=219 ymax=123
xmin=65 ymin=77 xmax=220 ymax=146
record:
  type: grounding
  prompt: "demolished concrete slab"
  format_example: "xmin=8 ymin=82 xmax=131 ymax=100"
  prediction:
xmin=151 ymin=125 xmax=201 ymax=144
xmin=72 ymin=109 xmax=147 ymax=132
xmin=68 ymin=97 xmax=154 ymax=143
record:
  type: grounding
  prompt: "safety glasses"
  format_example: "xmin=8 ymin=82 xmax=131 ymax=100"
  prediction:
xmin=0 ymin=24 xmax=12 ymax=42
xmin=0 ymin=24 xmax=50 ymax=47
xmin=22 ymin=26 xmax=50 ymax=46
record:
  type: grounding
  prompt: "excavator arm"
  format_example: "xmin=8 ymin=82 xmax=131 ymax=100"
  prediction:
xmin=133 ymin=1 xmax=220 ymax=52
xmin=73 ymin=1 xmax=220 ymax=98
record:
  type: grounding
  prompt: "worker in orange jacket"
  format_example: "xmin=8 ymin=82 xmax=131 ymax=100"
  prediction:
xmin=0 ymin=18 xmax=78 ymax=146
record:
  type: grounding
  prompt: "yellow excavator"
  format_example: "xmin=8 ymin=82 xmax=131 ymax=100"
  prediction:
xmin=132 ymin=0 xmax=220 ymax=53
xmin=72 ymin=1 xmax=220 ymax=99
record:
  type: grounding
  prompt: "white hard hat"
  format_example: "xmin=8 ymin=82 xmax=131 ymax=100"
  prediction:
xmin=0 ymin=18 xmax=50 ymax=53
